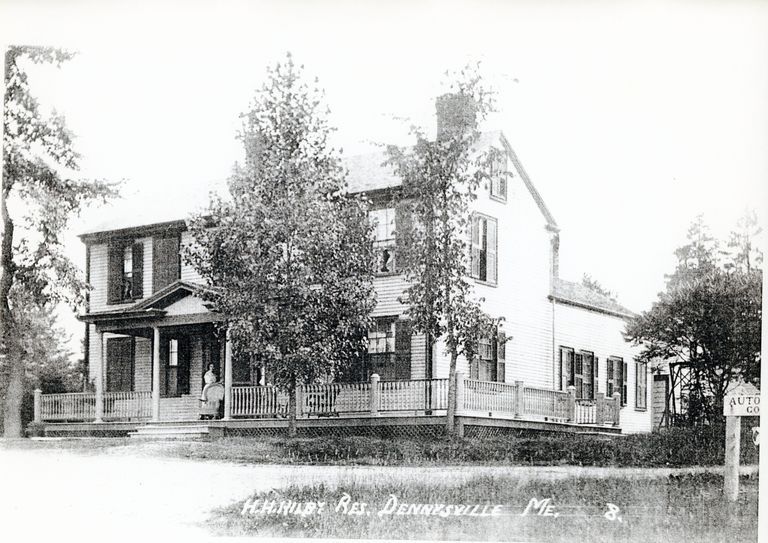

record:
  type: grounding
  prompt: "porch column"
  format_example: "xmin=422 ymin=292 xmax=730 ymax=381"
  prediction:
xmin=94 ymin=331 xmax=104 ymax=422
xmin=152 ymin=327 xmax=161 ymax=422
xmin=223 ymin=328 xmax=233 ymax=420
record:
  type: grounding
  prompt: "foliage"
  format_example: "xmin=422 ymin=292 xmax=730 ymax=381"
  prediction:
xmin=0 ymin=288 xmax=80 ymax=431
xmin=581 ymin=273 xmax=616 ymax=301
xmin=1 ymin=45 xmax=117 ymax=436
xmin=626 ymin=213 xmax=762 ymax=424
xmin=385 ymin=65 xmax=502 ymax=434
xmin=185 ymin=54 xmax=376 ymax=435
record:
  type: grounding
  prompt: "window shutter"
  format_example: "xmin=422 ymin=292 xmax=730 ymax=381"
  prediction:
xmin=153 ymin=235 xmax=181 ymax=292
xmin=394 ymin=319 xmax=412 ymax=380
xmin=131 ymin=242 xmax=144 ymax=298
xmin=622 ymin=360 xmax=628 ymax=406
xmin=107 ymin=243 xmax=123 ymax=304
xmin=470 ymin=215 xmax=481 ymax=278
xmin=499 ymin=174 xmax=507 ymax=200
xmin=592 ymin=357 xmax=598 ymax=400
xmin=487 ymin=218 xmax=497 ymax=284
xmin=574 ymin=352 xmax=583 ymax=398
xmin=496 ymin=331 xmax=506 ymax=383
xmin=607 ymin=358 xmax=614 ymax=396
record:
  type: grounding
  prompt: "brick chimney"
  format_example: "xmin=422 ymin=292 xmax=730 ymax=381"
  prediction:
xmin=435 ymin=92 xmax=477 ymax=141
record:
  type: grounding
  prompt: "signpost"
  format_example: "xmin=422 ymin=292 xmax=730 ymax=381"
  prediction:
xmin=723 ymin=383 xmax=760 ymax=502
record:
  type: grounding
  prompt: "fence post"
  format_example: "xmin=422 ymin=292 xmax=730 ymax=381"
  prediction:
xmin=455 ymin=372 xmax=465 ymax=415
xmin=514 ymin=380 xmax=525 ymax=418
xmin=612 ymin=392 xmax=622 ymax=425
xmin=370 ymin=373 xmax=380 ymax=416
xmin=34 ymin=389 xmax=42 ymax=423
xmin=567 ymin=385 xmax=576 ymax=422
xmin=595 ymin=392 xmax=605 ymax=424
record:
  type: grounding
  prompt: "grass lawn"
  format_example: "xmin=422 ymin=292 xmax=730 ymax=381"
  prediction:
xmin=207 ymin=472 xmax=759 ymax=542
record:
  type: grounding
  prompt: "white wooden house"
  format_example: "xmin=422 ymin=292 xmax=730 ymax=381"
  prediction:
xmin=34 ymin=98 xmax=653 ymax=436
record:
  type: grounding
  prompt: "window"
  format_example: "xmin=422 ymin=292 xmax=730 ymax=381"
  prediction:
xmin=607 ymin=356 xmax=627 ymax=406
xmin=369 ymin=208 xmax=397 ymax=274
xmin=635 ymin=361 xmax=647 ymax=410
xmin=108 ymin=240 xmax=144 ymax=303
xmin=363 ymin=317 xmax=411 ymax=381
xmin=169 ymin=339 xmax=179 ymax=367
xmin=470 ymin=328 xmax=506 ymax=383
xmin=559 ymin=347 xmax=596 ymax=399
xmin=470 ymin=214 xmax=498 ymax=285
xmin=489 ymin=153 xmax=508 ymax=202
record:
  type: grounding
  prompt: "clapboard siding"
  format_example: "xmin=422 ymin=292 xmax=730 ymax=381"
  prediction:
xmin=470 ymin=139 xmax=555 ymax=388
xmin=372 ymin=274 xmax=408 ymax=317
xmin=88 ymin=237 xmax=153 ymax=312
xmin=553 ymin=302 xmax=652 ymax=433
xmin=180 ymin=231 xmax=205 ymax=284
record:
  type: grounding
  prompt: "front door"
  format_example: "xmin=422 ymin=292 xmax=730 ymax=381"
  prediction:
xmin=163 ymin=335 xmax=190 ymax=397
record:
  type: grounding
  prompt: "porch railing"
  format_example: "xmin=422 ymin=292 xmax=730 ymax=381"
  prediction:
xmin=40 ymin=392 xmax=96 ymax=421
xmin=379 ymin=379 xmax=448 ymax=412
xmin=231 ymin=386 xmax=289 ymax=417
xmin=103 ymin=391 xmax=152 ymax=421
xmin=36 ymin=377 xmax=622 ymax=426
xmin=523 ymin=385 xmax=570 ymax=420
xmin=462 ymin=379 xmax=518 ymax=416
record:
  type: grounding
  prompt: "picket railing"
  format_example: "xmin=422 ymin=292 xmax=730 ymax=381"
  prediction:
xmin=40 ymin=392 xmax=96 ymax=421
xmin=103 ymin=391 xmax=152 ymax=420
xmin=231 ymin=386 xmax=289 ymax=417
xmin=574 ymin=399 xmax=597 ymax=424
xmin=37 ymin=377 xmax=622 ymax=427
xmin=523 ymin=385 xmax=570 ymax=420
xmin=463 ymin=379 xmax=518 ymax=416
xmin=379 ymin=379 xmax=448 ymax=412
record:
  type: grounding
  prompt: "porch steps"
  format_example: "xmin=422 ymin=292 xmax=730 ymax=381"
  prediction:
xmin=128 ymin=422 xmax=211 ymax=441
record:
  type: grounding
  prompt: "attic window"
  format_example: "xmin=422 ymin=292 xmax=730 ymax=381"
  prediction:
xmin=489 ymin=153 xmax=508 ymax=202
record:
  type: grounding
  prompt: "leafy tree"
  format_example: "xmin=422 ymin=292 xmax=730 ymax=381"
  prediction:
xmin=0 ymin=288 xmax=80 ymax=430
xmin=1 ymin=46 xmax=116 ymax=436
xmin=581 ymin=273 xmax=617 ymax=301
xmin=385 ymin=67 xmax=503 ymax=435
xmin=186 ymin=54 xmax=376 ymax=436
xmin=626 ymin=214 xmax=762 ymax=425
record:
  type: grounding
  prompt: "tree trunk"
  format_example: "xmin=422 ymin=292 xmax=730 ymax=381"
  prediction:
xmin=1 ymin=180 xmax=21 ymax=437
xmin=287 ymin=378 xmax=297 ymax=438
xmin=3 ymin=341 xmax=23 ymax=437
xmin=446 ymin=346 xmax=458 ymax=436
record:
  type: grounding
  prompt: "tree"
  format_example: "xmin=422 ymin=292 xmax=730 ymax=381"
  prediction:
xmin=1 ymin=46 xmax=116 ymax=437
xmin=0 ymin=288 xmax=80 ymax=430
xmin=186 ymin=54 xmax=376 ymax=436
xmin=626 ymin=214 xmax=762 ymax=425
xmin=385 ymin=67 xmax=503 ymax=435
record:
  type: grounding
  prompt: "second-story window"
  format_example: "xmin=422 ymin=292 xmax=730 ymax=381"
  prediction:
xmin=470 ymin=214 xmax=498 ymax=285
xmin=108 ymin=240 xmax=144 ymax=304
xmin=369 ymin=208 xmax=396 ymax=275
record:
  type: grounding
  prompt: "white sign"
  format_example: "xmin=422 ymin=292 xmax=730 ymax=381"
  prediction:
xmin=723 ymin=393 xmax=760 ymax=417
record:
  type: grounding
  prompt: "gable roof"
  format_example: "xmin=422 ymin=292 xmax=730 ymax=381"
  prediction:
xmin=132 ymin=280 xmax=208 ymax=311
xmin=550 ymin=278 xmax=635 ymax=319
xmin=344 ymin=130 xmax=558 ymax=230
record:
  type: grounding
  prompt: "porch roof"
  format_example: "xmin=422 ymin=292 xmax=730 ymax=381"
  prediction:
xmin=79 ymin=280 xmax=219 ymax=326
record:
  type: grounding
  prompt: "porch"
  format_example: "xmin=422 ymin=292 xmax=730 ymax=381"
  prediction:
xmin=34 ymin=373 xmax=622 ymax=435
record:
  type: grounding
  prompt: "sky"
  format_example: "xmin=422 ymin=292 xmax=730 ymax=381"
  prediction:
xmin=1 ymin=0 xmax=767 ymax=359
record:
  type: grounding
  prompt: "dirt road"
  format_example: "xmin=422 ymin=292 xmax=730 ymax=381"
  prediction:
xmin=0 ymin=442 xmax=757 ymax=541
